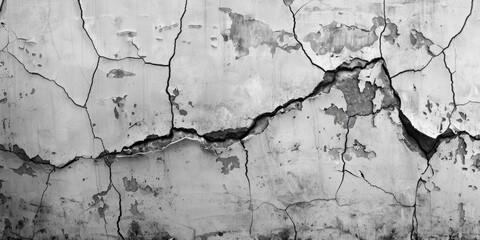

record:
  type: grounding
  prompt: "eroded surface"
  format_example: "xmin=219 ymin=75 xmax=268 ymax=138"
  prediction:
xmin=1 ymin=0 xmax=479 ymax=239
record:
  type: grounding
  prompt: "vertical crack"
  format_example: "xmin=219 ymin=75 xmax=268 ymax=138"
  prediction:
xmin=166 ymin=0 xmax=188 ymax=133
xmin=335 ymin=117 xmax=351 ymax=205
xmin=240 ymin=140 xmax=253 ymax=236
xmin=85 ymin=108 xmax=106 ymax=152
xmin=31 ymin=167 xmax=54 ymax=239
xmin=105 ymin=157 xmax=125 ymax=240
xmin=83 ymin=57 xmax=100 ymax=107
xmin=442 ymin=51 xmax=457 ymax=129
xmin=379 ymin=0 xmax=386 ymax=60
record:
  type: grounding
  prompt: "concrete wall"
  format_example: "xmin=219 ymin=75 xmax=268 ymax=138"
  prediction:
xmin=0 ymin=0 xmax=479 ymax=239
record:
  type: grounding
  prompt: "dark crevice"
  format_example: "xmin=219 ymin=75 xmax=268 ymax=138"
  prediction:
xmin=382 ymin=62 xmax=480 ymax=161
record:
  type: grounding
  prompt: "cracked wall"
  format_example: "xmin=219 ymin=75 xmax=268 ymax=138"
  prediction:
xmin=0 ymin=0 xmax=479 ymax=239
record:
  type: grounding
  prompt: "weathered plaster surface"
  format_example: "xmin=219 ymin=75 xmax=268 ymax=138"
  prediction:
xmin=1 ymin=0 xmax=479 ymax=239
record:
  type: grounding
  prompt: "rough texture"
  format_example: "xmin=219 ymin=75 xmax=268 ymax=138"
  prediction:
xmin=1 ymin=0 xmax=479 ymax=239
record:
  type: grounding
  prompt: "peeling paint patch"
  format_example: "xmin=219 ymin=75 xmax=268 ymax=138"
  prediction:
xmin=11 ymin=163 xmax=37 ymax=177
xmin=123 ymin=176 xmax=139 ymax=192
xmin=107 ymin=69 xmax=136 ymax=78
xmin=303 ymin=20 xmax=380 ymax=55
xmin=220 ymin=10 xmax=300 ymax=59
xmin=216 ymin=156 xmax=240 ymax=174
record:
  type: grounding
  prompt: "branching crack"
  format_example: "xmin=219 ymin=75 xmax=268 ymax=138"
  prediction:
xmin=391 ymin=0 xmax=474 ymax=79
xmin=287 ymin=4 xmax=326 ymax=72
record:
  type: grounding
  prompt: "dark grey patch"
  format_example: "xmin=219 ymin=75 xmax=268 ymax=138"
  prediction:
xmin=325 ymin=104 xmax=349 ymax=128
xmin=303 ymin=20 xmax=380 ymax=55
xmin=0 ymin=97 xmax=6 ymax=104
xmin=1 ymin=145 xmax=46 ymax=164
xmin=258 ymin=229 xmax=291 ymax=240
xmin=117 ymin=31 xmax=137 ymax=38
xmin=345 ymin=139 xmax=377 ymax=161
xmin=373 ymin=17 xmax=400 ymax=44
xmin=127 ymin=221 xmax=144 ymax=240
xmin=107 ymin=69 xmax=135 ymax=78
xmin=157 ymin=23 xmax=179 ymax=33
xmin=378 ymin=228 xmax=397 ymax=240
xmin=123 ymin=176 xmax=139 ymax=192
xmin=171 ymin=88 xmax=180 ymax=110
xmin=140 ymin=185 xmax=160 ymax=197
xmin=15 ymin=219 xmax=25 ymax=230
xmin=11 ymin=163 xmax=37 ymax=177
xmin=0 ymin=179 xmax=3 ymax=189
xmin=197 ymin=231 xmax=225 ymax=240
xmin=216 ymin=156 xmax=240 ymax=174
xmin=130 ymin=200 xmax=145 ymax=219
xmin=459 ymin=112 xmax=467 ymax=120
xmin=348 ymin=116 xmax=357 ymax=128
xmin=220 ymin=11 xmax=300 ymax=59
xmin=112 ymin=95 xmax=128 ymax=108
xmin=291 ymin=143 xmax=300 ymax=151
xmin=188 ymin=24 xmax=202 ymax=29
xmin=410 ymin=29 xmax=434 ymax=50
xmin=471 ymin=154 xmax=480 ymax=169
xmin=283 ymin=0 xmax=294 ymax=6
xmin=114 ymin=107 xmax=120 ymax=119
xmin=455 ymin=137 xmax=467 ymax=165
xmin=172 ymin=88 xmax=180 ymax=96
xmin=328 ymin=148 xmax=343 ymax=160
xmin=188 ymin=101 xmax=194 ymax=107
xmin=459 ymin=202 xmax=465 ymax=226
xmin=179 ymin=109 xmax=188 ymax=116
xmin=90 ymin=183 xmax=112 ymax=219
xmin=425 ymin=100 xmax=433 ymax=113
xmin=0 ymin=193 xmax=7 ymax=204
xmin=30 ymin=88 xmax=35 ymax=95
xmin=218 ymin=7 xmax=232 ymax=14
xmin=334 ymin=72 xmax=376 ymax=116
xmin=97 ymin=203 xmax=109 ymax=219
